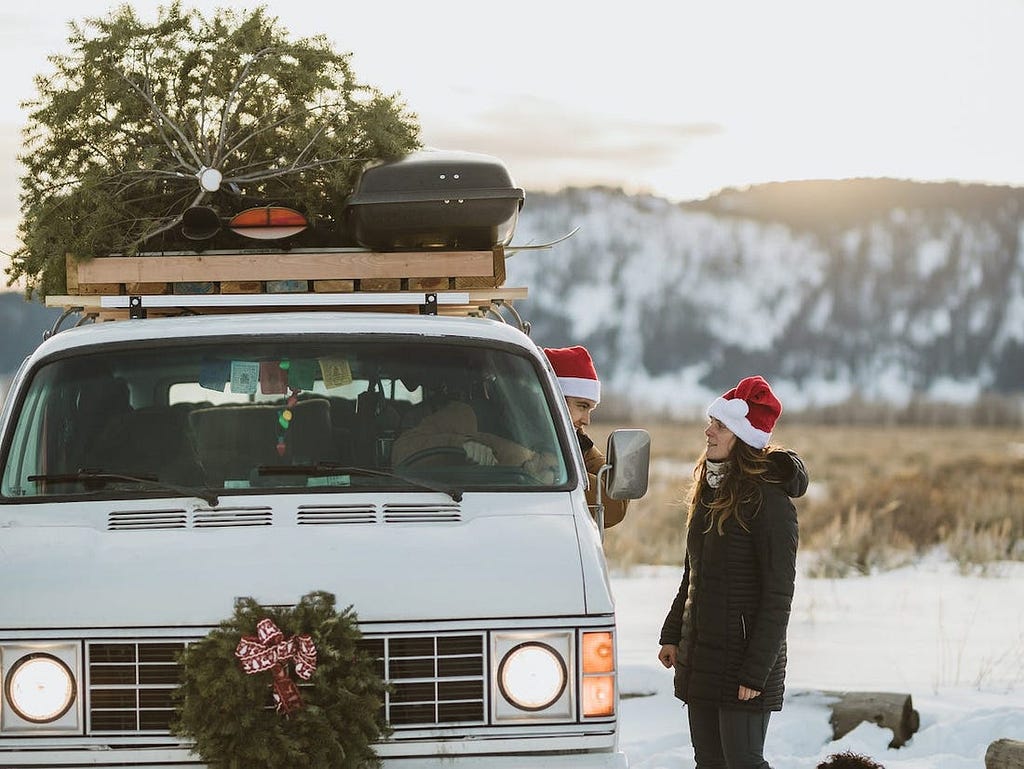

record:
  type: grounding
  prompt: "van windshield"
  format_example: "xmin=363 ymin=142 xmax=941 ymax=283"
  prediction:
xmin=0 ymin=339 xmax=570 ymax=500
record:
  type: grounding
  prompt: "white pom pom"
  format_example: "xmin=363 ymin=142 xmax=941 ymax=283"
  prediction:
xmin=719 ymin=397 xmax=749 ymax=419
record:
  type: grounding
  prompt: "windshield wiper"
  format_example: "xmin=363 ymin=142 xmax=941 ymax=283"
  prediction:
xmin=28 ymin=469 xmax=219 ymax=507
xmin=257 ymin=463 xmax=464 ymax=502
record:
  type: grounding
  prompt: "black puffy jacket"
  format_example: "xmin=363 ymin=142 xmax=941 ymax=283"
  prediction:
xmin=659 ymin=450 xmax=805 ymax=711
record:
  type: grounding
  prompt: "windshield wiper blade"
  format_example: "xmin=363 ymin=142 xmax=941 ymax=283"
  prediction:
xmin=28 ymin=469 xmax=219 ymax=507
xmin=257 ymin=463 xmax=464 ymax=502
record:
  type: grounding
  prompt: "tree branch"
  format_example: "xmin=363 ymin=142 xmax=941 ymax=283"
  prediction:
xmin=107 ymin=60 xmax=203 ymax=171
xmin=225 ymin=157 xmax=350 ymax=184
xmin=126 ymin=188 xmax=209 ymax=252
xmin=221 ymin=101 xmax=343 ymax=165
xmin=214 ymin=46 xmax=278 ymax=165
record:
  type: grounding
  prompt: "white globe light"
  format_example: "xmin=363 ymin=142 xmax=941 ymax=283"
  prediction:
xmin=197 ymin=167 xmax=223 ymax=193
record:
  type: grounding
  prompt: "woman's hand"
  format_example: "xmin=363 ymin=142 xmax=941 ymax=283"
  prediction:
xmin=658 ymin=644 xmax=677 ymax=669
xmin=737 ymin=685 xmax=761 ymax=701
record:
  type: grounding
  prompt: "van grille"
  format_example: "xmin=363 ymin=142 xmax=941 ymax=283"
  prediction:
xmin=87 ymin=642 xmax=183 ymax=732
xmin=85 ymin=633 xmax=485 ymax=733
xmin=364 ymin=634 xmax=485 ymax=725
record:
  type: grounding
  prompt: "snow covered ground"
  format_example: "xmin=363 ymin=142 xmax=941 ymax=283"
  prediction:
xmin=612 ymin=552 xmax=1024 ymax=768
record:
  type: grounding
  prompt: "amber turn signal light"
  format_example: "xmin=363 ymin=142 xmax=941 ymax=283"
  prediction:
xmin=582 ymin=631 xmax=614 ymax=674
xmin=581 ymin=631 xmax=615 ymax=717
xmin=582 ymin=675 xmax=615 ymax=717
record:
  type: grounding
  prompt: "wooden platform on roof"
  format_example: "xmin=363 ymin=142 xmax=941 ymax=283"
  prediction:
xmin=62 ymin=246 xmax=507 ymax=297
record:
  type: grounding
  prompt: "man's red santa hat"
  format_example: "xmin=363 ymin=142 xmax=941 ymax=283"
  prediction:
xmin=707 ymin=375 xmax=782 ymax=449
xmin=543 ymin=346 xmax=601 ymax=404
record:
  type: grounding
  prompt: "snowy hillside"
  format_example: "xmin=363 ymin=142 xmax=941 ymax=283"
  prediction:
xmin=508 ymin=181 xmax=1024 ymax=415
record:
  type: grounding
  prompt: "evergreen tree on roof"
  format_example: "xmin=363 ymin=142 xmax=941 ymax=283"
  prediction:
xmin=10 ymin=2 xmax=421 ymax=298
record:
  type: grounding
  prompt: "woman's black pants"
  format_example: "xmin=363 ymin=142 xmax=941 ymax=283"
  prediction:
xmin=687 ymin=703 xmax=771 ymax=769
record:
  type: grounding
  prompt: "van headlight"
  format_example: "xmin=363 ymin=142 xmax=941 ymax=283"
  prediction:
xmin=492 ymin=632 xmax=573 ymax=721
xmin=1 ymin=643 xmax=80 ymax=732
xmin=498 ymin=642 xmax=566 ymax=711
xmin=6 ymin=653 xmax=76 ymax=723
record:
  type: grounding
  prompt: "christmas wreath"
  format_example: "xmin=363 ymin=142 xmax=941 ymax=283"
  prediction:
xmin=173 ymin=591 xmax=388 ymax=769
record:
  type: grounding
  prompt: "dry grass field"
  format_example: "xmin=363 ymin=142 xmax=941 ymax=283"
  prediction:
xmin=590 ymin=420 xmax=1024 ymax=575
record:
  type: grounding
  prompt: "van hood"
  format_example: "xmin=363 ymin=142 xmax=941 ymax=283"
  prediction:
xmin=0 ymin=495 xmax=599 ymax=629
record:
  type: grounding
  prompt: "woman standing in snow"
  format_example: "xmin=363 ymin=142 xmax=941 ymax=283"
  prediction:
xmin=657 ymin=376 xmax=805 ymax=769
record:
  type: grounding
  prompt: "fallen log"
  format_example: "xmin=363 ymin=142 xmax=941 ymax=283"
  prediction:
xmin=986 ymin=739 xmax=1024 ymax=769
xmin=823 ymin=691 xmax=920 ymax=748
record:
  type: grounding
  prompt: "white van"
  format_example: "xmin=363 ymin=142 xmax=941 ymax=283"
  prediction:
xmin=0 ymin=301 xmax=649 ymax=768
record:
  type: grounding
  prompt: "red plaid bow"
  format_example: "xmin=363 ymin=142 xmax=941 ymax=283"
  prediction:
xmin=235 ymin=618 xmax=317 ymax=714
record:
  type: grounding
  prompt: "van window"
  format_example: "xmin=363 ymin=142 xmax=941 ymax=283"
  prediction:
xmin=0 ymin=340 xmax=569 ymax=499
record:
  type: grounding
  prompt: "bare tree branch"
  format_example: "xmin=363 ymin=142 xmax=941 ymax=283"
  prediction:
xmin=126 ymin=188 xmax=209 ymax=252
xmin=106 ymin=61 xmax=203 ymax=171
xmin=221 ymin=101 xmax=343 ymax=165
xmin=226 ymin=157 xmax=350 ymax=184
xmin=213 ymin=46 xmax=278 ymax=166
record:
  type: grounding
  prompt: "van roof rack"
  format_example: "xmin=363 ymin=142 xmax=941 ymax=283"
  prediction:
xmin=45 ymin=246 xmax=530 ymax=332
xmin=45 ymin=287 xmax=527 ymax=319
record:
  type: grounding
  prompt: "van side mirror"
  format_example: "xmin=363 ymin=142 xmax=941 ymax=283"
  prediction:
xmin=605 ymin=428 xmax=650 ymax=500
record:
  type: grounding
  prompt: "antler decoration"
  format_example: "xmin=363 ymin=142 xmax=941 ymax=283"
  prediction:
xmin=235 ymin=618 xmax=317 ymax=715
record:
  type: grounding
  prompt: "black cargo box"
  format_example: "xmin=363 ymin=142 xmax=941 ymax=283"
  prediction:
xmin=344 ymin=149 xmax=525 ymax=251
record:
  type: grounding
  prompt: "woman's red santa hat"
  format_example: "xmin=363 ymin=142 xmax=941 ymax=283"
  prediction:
xmin=707 ymin=375 xmax=782 ymax=449
xmin=543 ymin=346 xmax=601 ymax=404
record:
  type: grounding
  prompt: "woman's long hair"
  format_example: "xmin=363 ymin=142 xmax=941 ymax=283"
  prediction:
xmin=686 ymin=440 xmax=776 ymax=534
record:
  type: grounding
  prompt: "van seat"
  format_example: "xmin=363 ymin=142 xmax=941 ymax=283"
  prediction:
xmin=189 ymin=398 xmax=333 ymax=486
xmin=87 ymin=406 xmax=206 ymax=486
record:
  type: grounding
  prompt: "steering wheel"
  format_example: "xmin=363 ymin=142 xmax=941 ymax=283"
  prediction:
xmin=394 ymin=445 xmax=470 ymax=468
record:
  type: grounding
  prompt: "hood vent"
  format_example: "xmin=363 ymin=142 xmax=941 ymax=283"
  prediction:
xmin=108 ymin=502 xmax=462 ymax=530
xmin=108 ymin=509 xmax=188 ymax=530
xmin=108 ymin=507 xmax=271 ymax=531
xmin=382 ymin=503 xmax=462 ymax=524
xmin=297 ymin=504 xmax=377 ymax=525
xmin=193 ymin=507 xmax=273 ymax=528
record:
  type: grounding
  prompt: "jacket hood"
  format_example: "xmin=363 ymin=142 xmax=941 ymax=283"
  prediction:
xmin=767 ymin=449 xmax=809 ymax=498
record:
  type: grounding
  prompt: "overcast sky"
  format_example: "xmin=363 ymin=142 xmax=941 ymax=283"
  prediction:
xmin=2 ymin=0 xmax=1023 ymax=261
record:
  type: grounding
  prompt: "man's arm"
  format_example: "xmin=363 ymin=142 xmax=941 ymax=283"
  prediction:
xmin=581 ymin=437 xmax=628 ymax=528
